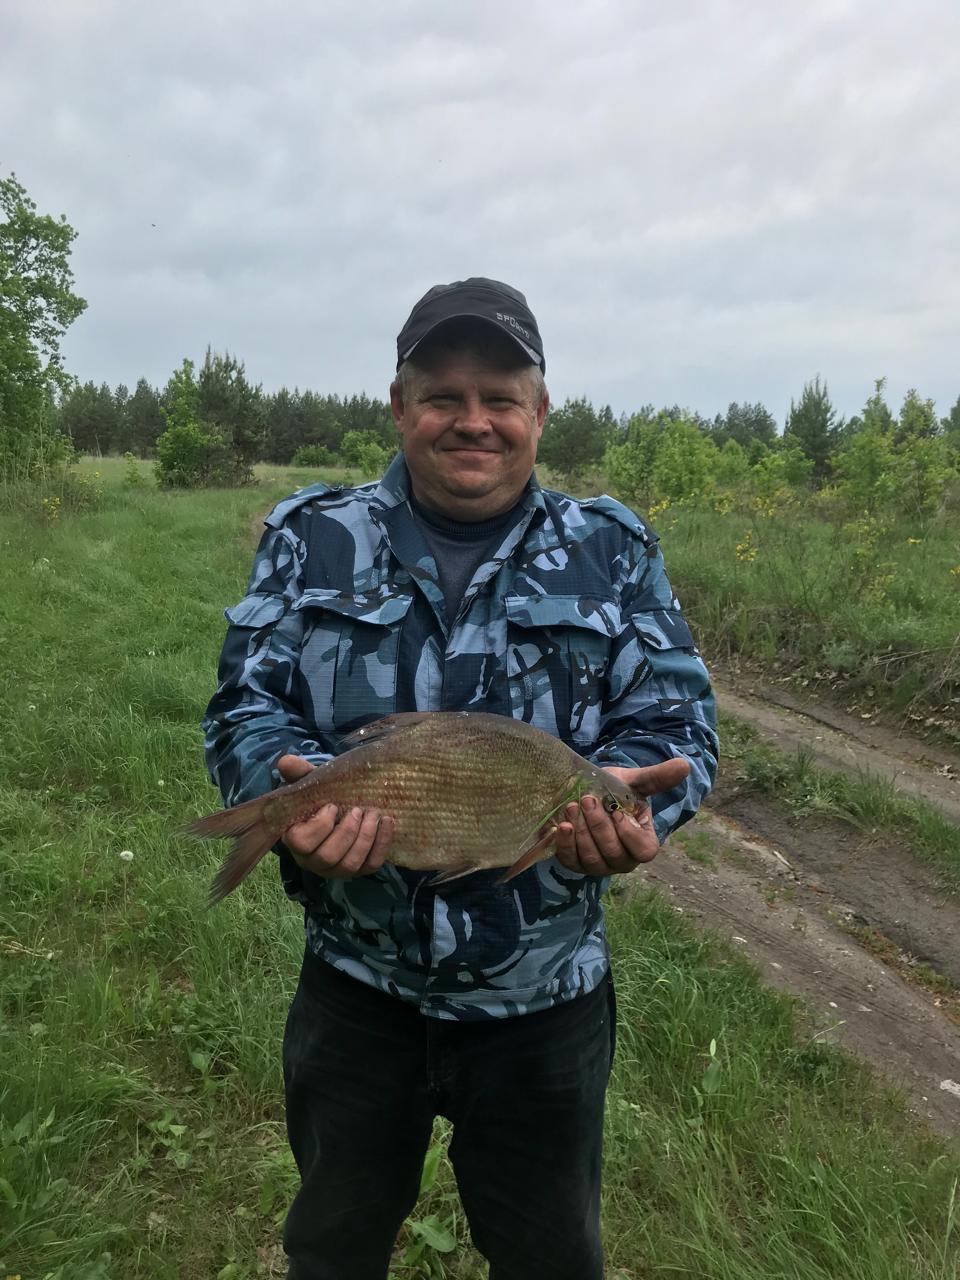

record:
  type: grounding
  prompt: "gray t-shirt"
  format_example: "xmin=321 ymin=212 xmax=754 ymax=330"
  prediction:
xmin=408 ymin=492 xmax=525 ymax=628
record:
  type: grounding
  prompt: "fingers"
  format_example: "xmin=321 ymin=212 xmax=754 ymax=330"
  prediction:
xmin=284 ymin=805 xmax=393 ymax=878
xmin=277 ymin=753 xmax=317 ymax=783
xmin=284 ymin=803 xmax=340 ymax=855
xmin=624 ymin=757 xmax=690 ymax=797
xmin=554 ymin=795 xmax=660 ymax=876
xmin=611 ymin=806 xmax=659 ymax=864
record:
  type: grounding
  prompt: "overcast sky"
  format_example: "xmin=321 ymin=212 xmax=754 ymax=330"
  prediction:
xmin=4 ymin=0 xmax=959 ymax=424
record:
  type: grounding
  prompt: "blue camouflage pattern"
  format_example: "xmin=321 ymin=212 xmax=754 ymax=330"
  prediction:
xmin=202 ymin=453 xmax=718 ymax=1020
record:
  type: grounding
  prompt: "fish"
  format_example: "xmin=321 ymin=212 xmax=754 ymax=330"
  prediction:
xmin=186 ymin=711 xmax=643 ymax=905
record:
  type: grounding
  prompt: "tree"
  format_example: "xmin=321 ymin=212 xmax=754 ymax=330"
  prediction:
xmin=197 ymin=347 xmax=265 ymax=484
xmin=125 ymin=378 xmax=165 ymax=457
xmin=155 ymin=357 xmax=231 ymax=488
xmin=537 ymin=397 xmax=615 ymax=480
xmin=711 ymin=401 xmax=777 ymax=450
xmin=714 ymin=438 xmax=750 ymax=487
xmin=0 ymin=172 xmax=86 ymax=478
xmin=783 ymin=376 xmax=837 ymax=484
xmin=895 ymin=387 xmax=939 ymax=445
xmin=650 ymin=417 xmax=718 ymax=502
xmin=264 ymin=387 xmax=304 ymax=463
xmin=940 ymin=395 xmax=960 ymax=444
xmin=57 ymin=380 xmax=118 ymax=454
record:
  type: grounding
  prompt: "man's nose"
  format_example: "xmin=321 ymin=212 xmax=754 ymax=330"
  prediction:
xmin=454 ymin=394 xmax=491 ymax=432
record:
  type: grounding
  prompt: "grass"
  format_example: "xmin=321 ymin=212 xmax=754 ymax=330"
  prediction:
xmin=720 ymin=712 xmax=960 ymax=895
xmin=537 ymin=466 xmax=960 ymax=738
xmin=1 ymin=460 xmax=959 ymax=1278
xmin=650 ymin=500 xmax=960 ymax=732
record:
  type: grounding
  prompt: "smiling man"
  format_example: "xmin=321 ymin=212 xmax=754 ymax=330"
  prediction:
xmin=202 ymin=277 xmax=719 ymax=1279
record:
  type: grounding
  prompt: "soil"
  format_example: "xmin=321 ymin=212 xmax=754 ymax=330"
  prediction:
xmin=714 ymin=671 xmax=960 ymax=823
xmin=640 ymin=676 xmax=960 ymax=1137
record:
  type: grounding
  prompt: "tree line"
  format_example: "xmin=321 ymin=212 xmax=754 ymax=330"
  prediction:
xmin=3 ymin=170 xmax=958 ymax=507
xmin=49 ymin=357 xmax=960 ymax=472
xmin=55 ymin=357 xmax=396 ymax=469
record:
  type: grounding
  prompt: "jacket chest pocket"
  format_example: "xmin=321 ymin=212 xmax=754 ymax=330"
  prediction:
xmin=293 ymin=589 xmax=414 ymax=734
xmin=505 ymin=594 xmax=620 ymax=747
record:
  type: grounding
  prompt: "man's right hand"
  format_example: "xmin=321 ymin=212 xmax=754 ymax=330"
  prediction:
xmin=277 ymin=754 xmax=394 ymax=878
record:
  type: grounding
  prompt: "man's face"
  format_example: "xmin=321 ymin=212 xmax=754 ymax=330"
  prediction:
xmin=390 ymin=349 xmax=548 ymax=520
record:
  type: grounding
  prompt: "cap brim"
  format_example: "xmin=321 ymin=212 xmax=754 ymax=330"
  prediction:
xmin=400 ymin=312 xmax=542 ymax=368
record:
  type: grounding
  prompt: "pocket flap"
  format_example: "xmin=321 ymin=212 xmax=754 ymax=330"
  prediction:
xmin=505 ymin=593 xmax=620 ymax=637
xmin=292 ymin=588 xmax=414 ymax=628
xmin=632 ymin=607 xmax=695 ymax=650
xmin=224 ymin=594 xmax=286 ymax=628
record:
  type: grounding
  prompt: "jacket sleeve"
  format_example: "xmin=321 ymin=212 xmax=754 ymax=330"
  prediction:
xmin=587 ymin=539 xmax=719 ymax=843
xmin=201 ymin=516 xmax=331 ymax=808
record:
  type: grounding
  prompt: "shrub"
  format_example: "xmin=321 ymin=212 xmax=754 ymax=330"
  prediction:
xmin=339 ymin=430 xmax=394 ymax=478
xmin=834 ymin=429 xmax=898 ymax=514
xmin=650 ymin=419 xmax=718 ymax=503
xmin=122 ymin=451 xmax=148 ymax=488
xmin=750 ymin=442 xmax=813 ymax=496
xmin=154 ymin=423 xmax=233 ymax=489
xmin=291 ymin=443 xmax=335 ymax=467
xmin=603 ymin=439 xmax=649 ymax=506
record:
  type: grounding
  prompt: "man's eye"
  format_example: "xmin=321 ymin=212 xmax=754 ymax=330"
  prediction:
xmin=487 ymin=398 xmax=516 ymax=409
xmin=603 ymin=796 xmax=621 ymax=813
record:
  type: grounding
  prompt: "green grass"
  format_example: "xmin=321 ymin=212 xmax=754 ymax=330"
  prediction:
xmin=720 ymin=712 xmax=960 ymax=895
xmin=1 ymin=463 xmax=959 ymax=1278
xmin=537 ymin=466 xmax=960 ymax=736
xmin=649 ymin=500 xmax=960 ymax=721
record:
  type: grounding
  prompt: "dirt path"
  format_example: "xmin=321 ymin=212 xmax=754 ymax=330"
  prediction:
xmin=636 ymin=681 xmax=960 ymax=1137
xmin=713 ymin=674 xmax=960 ymax=822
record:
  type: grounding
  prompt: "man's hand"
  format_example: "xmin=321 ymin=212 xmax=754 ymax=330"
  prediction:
xmin=553 ymin=757 xmax=690 ymax=877
xmin=276 ymin=754 xmax=394 ymax=878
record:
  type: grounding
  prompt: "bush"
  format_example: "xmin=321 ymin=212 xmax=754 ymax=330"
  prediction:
xmin=154 ymin=423 xmax=233 ymax=489
xmin=750 ymin=442 xmax=813 ymax=496
xmin=603 ymin=439 xmax=649 ymax=506
xmin=650 ymin=419 xmax=718 ymax=503
xmin=339 ymin=430 xmax=394 ymax=478
xmin=122 ymin=451 xmax=148 ymax=488
xmin=291 ymin=443 xmax=335 ymax=467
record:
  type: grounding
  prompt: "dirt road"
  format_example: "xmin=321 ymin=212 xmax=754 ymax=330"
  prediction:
xmin=638 ymin=677 xmax=960 ymax=1137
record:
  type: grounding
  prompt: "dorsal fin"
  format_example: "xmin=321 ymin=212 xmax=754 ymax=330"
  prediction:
xmin=340 ymin=711 xmax=452 ymax=749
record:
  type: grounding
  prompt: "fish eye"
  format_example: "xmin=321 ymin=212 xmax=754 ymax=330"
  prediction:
xmin=603 ymin=796 xmax=621 ymax=813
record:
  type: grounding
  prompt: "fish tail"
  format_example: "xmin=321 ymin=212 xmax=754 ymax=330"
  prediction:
xmin=183 ymin=796 xmax=277 ymax=906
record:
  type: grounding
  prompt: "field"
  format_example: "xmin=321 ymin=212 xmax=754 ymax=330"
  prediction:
xmin=547 ymin=465 xmax=960 ymax=739
xmin=1 ymin=458 xmax=959 ymax=1279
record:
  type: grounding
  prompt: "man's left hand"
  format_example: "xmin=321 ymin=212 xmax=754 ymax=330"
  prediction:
xmin=553 ymin=758 xmax=690 ymax=876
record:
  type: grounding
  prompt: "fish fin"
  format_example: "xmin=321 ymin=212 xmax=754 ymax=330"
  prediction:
xmin=427 ymin=861 xmax=483 ymax=885
xmin=183 ymin=796 xmax=276 ymax=906
xmin=183 ymin=793 xmax=267 ymax=842
xmin=206 ymin=821 xmax=276 ymax=906
xmin=492 ymin=775 xmax=584 ymax=886
xmin=496 ymin=825 xmax=558 ymax=885
xmin=340 ymin=712 xmax=441 ymax=748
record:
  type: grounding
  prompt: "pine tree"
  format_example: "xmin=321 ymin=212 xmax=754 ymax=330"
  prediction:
xmin=197 ymin=348 xmax=265 ymax=484
xmin=783 ymin=376 xmax=838 ymax=484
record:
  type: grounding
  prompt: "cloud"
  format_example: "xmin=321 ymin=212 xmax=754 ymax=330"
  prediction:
xmin=5 ymin=0 xmax=959 ymax=421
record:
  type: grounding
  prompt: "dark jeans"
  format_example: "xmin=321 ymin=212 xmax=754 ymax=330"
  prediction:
xmin=282 ymin=953 xmax=616 ymax=1280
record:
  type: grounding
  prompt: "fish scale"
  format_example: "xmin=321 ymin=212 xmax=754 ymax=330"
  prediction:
xmin=186 ymin=711 xmax=641 ymax=903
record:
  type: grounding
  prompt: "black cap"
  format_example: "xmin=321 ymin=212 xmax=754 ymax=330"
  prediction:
xmin=396 ymin=277 xmax=545 ymax=373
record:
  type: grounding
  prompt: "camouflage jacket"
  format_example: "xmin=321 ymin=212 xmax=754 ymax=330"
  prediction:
xmin=202 ymin=454 xmax=718 ymax=1020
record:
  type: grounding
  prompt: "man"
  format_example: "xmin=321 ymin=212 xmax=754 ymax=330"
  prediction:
xmin=202 ymin=277 xmax=718 ymax=1280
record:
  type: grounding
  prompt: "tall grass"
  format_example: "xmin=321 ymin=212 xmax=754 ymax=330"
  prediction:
xmin=660 ymin=502 xmax=960 ymax=712
xmin=1 ymin=463 xmax=958 ymax=1278
xmin=537 ymin=465 xmax=960 ymax=732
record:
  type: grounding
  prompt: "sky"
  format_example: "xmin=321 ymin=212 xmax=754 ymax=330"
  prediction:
xmin=4 ymin=0 xmax=959 ymax=426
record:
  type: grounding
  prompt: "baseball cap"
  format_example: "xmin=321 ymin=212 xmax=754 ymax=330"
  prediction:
xmin=396 ymin=277 xmax=545 ymax=372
